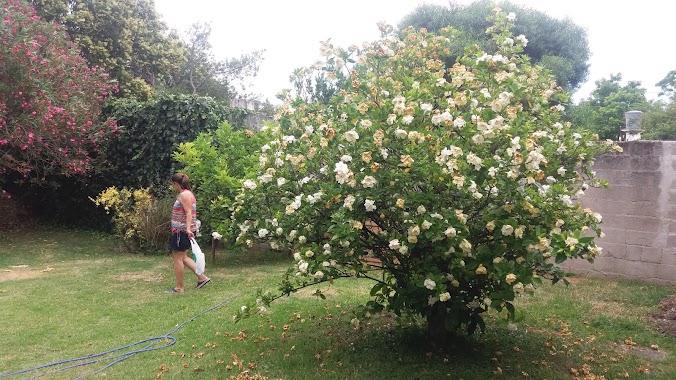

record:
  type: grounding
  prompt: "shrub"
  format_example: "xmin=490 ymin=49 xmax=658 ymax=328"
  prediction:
xmin=230 ymin=7 xmax=620 ymax=339
xmin=0 ymin=0 xmax=118 ymax=183
xmin=101 ymin=93 xmax=229 ymax=190
xmin=173 ymin=122 xmax=276 ymax=243
xmin=91 ymin=187 xmax=172 ymax=253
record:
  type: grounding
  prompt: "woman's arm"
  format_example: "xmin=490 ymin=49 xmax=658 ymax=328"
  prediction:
xmin=179 ymin=191 xmax=194 ymax=237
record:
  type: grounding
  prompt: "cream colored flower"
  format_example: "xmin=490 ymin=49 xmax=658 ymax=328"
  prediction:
xmin=514 ymin=225 xmax=525 ymax=239
xmin=394 ymin=129 xmax=408 ymax=139
xmin=361 ymin=175 xmax=377 ymax=188
xmin=242 ymin=179 xmax=257 ymax=190
xmin=344 ymin=130 xmax=359 ymax=143
xmin=565 ymin=236 xmax=578 ymax=246
xmin=343 ymin=195 xmax=356 ymax=210
xmin=459 ymin=239 xmax=472 ymax=253
xmin=400 ymin=154 xmax=414 ymax=167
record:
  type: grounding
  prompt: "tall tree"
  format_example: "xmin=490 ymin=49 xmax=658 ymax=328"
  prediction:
xmin=0 ymin=0 xmax=117 ymax=183
xmin=642 ymin=103 xmax=676 ymax=141
xmin=656 ymin=70 xmax=676 ymax=102
xmin=398 ymin=0 xmax=590 ymax=91
xmin=568 ymin=74 xmax=649 ymax=140
xmin=30 ymin=0 xmax=187 ymax=99
xmin=642 ymin=70 xmax=676 ymax=140
xmin=172 ymin=22 xmax=264 ymax=102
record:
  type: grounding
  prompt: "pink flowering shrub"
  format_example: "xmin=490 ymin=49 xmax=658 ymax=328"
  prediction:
xmin=0 ymin=0 xmax=118 ymax=182
xmin=231 ymin=8 xmax=620 ymax=337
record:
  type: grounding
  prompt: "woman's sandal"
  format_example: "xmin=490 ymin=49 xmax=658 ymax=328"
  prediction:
xmin=196 ymin=278 xmax=211 ymax=289
xmin=165 ymin=288 xmax=183 ymax=293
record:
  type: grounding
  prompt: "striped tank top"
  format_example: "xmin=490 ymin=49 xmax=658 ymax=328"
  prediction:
xmin=171 ymin=190 xmax=197 ymax=232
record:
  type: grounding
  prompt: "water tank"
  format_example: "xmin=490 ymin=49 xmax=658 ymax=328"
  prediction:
xmin=624 ymin=110 xmax=643 ymax=131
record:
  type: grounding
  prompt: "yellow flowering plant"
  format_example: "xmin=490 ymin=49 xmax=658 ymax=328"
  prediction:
xmin=230 ymin=7 xmax=620 ymax=338
xmin=92 ymin=187 xmax=171 ymax=253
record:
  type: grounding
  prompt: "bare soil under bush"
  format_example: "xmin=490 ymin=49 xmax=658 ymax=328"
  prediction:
xmin=0 ymin=196 xmax=39 ymax=232
xmin=650 ymin=294 xmax=676 ymax=337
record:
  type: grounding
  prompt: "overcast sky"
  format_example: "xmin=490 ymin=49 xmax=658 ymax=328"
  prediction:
xmin=154 ymin=0 xmax=675 ymax=104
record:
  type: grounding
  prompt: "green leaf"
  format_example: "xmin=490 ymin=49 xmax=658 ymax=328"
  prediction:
xmin=555 ymin=253 xmax=567 ymax=264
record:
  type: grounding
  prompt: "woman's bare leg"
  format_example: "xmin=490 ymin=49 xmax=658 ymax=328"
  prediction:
xmin=172 ymin=250 xmax=189 ymax=292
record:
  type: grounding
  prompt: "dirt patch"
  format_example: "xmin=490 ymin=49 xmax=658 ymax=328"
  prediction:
xmin=294 ymin=286 xmax=341 ymax=299
xmin=622 ymin=345 xmax=667 ymax=360
xmin=115 ymin=269 xmax=164 ymax=283
xmin=0 ymin=265 xmax=55 ymax=282
xmin=616 ymin=338 xmax=667 ymax=360
xmin=649 ymin=294 xmax=676 ymax=338
xmin=0 ymin=259 xmax=112 ymax=282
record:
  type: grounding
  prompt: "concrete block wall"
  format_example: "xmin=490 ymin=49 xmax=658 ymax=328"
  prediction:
xmin=561 ymin=141 xmax=676 ymax=284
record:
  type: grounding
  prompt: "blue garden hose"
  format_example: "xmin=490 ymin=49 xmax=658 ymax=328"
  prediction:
xmin=0 ymin=294 xmax=239 ymax=379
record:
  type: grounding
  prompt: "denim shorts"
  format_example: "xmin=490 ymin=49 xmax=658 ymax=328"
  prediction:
xmin=169 ymin=231 xmax=191 ymax=251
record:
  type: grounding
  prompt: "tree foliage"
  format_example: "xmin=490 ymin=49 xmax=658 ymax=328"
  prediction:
xmin=642 ymin=71 xmax=676 ymax=140
xmin=656 ymin=70 xmax=676 ymax=102
xmin=0 ymin=0 xmax=118 ymax=184
xmin=398 ymin=0 xmax=590 ymax=91
xmin=642 ymin=103 xmax=676 ymax=141
xmin=171 ymin=22 xmax=265 ymax=102
xmin=231 ymin=9 xmax=619 ymax=338
xmin=569 ymin=74 xmax=649 ymax=140
xmin=173 ymin=122 xmax=276 ymax=241
xmin=102 ymin=93 xmax=228 ymax=190
xmin=288 ymin=41 xmax=351 ymax=104
xmin=30 ymin=0 xmax=187 ymax=99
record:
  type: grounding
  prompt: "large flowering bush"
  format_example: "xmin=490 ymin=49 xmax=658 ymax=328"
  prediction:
xmin=0 ymin=0 xmax=118 ymax=182
xmin=231 ymin=8 xmax=620 ymax=336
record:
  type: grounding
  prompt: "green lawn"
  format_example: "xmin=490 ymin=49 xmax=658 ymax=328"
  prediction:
xmin=0 ymin=228 xmax=674 ymax=379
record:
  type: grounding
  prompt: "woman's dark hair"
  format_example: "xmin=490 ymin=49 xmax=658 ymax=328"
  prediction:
xmin=172 ymin=173 xmax=191 ymax=190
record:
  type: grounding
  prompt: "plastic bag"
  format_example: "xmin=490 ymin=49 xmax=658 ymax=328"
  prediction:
xmin=195 ymin=219 xmax=202 ymax=237
xmin=190 ymin=238 xmax=205 ymax=275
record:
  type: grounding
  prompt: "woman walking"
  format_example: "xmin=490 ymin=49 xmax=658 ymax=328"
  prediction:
xmin=167 ymin=173 xmax=210 ymax=293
